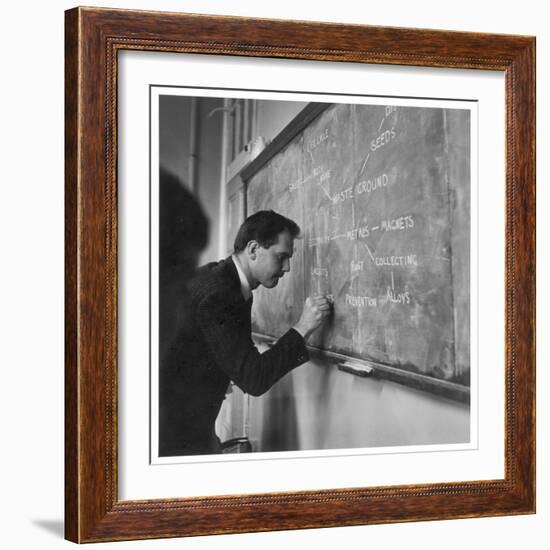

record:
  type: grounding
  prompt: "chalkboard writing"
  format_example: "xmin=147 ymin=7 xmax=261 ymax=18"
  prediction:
xmin=246 ymin=102 xmax=470 ymax=393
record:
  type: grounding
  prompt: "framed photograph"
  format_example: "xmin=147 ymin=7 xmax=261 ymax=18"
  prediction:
xmin=65 ymin=6 xmax=535 ymax=543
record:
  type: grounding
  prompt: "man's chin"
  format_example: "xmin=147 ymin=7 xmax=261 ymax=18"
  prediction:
xmin=263 ymin=277 xmax=279 ymax=288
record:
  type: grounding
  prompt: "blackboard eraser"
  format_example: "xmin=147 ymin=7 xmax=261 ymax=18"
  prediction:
xmin=338 ymin=361 xmax=374 ymax=377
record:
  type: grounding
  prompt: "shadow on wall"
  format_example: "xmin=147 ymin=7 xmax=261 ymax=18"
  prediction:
xmin=158 ymin=167 xmax=210 ymax=456
xmin=158 ymin=166 xmax=209 ymax=363
xmin=31 ymin=519 xmax=64 ymax=539
xmin=256 ymin=374 xmax=300 ymax=452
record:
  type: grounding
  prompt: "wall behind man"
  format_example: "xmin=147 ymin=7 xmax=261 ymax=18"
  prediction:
xmin=1 ymin=1 xmax=546 ymax=550
xmin=255 ymin=100 xmax=307 ymax=141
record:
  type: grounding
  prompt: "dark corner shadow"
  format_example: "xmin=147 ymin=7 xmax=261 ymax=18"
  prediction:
xmin=31 ymin=519 xmax=65 ymax=539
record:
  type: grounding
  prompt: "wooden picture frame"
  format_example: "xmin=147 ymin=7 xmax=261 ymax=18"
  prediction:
xmin=65 ymin=6 xmax=535 ymax=543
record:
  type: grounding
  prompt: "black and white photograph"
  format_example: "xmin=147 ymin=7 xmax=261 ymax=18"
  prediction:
xmin=152 ymin=90 xmax=474 ymax=461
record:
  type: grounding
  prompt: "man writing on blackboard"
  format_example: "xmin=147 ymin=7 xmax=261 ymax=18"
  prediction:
xmin=159 ymin=209 xmax=331 ymax=456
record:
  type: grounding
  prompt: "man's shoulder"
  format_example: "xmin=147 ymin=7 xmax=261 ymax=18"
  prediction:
xmin=189 ymin=257 xmax=239 ymax=302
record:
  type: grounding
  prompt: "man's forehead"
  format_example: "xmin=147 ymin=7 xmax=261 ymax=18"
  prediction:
xmin=272 ymin=230 xmax=295 ymax=254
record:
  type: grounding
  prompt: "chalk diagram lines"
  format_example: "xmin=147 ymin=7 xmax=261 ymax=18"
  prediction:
xmin=308 ymin=105 xmax=411 ymax=315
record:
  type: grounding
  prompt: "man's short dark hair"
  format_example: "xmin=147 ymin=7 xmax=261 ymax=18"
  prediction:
xmin=233 ymin=210 xmax=301 ymax=253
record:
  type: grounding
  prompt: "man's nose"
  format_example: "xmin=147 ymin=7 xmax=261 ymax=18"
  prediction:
xmin=282 ymin=259 xmax=290 ymax=272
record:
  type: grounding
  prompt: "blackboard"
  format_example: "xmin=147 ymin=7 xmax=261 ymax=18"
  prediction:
xmin=243 ymin=102 xmax=470 ymax=399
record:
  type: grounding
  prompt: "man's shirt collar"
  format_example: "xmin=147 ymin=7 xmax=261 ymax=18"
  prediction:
xmin=231 ymin=255 xmax=252 ymax=302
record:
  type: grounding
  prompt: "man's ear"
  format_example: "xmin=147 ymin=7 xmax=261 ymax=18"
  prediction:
xmin=246 ymin=240 xmax=259 ymax=260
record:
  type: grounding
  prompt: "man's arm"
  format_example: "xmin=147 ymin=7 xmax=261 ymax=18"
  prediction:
xmin=197 ymin=292 xmax=309 ymax=396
